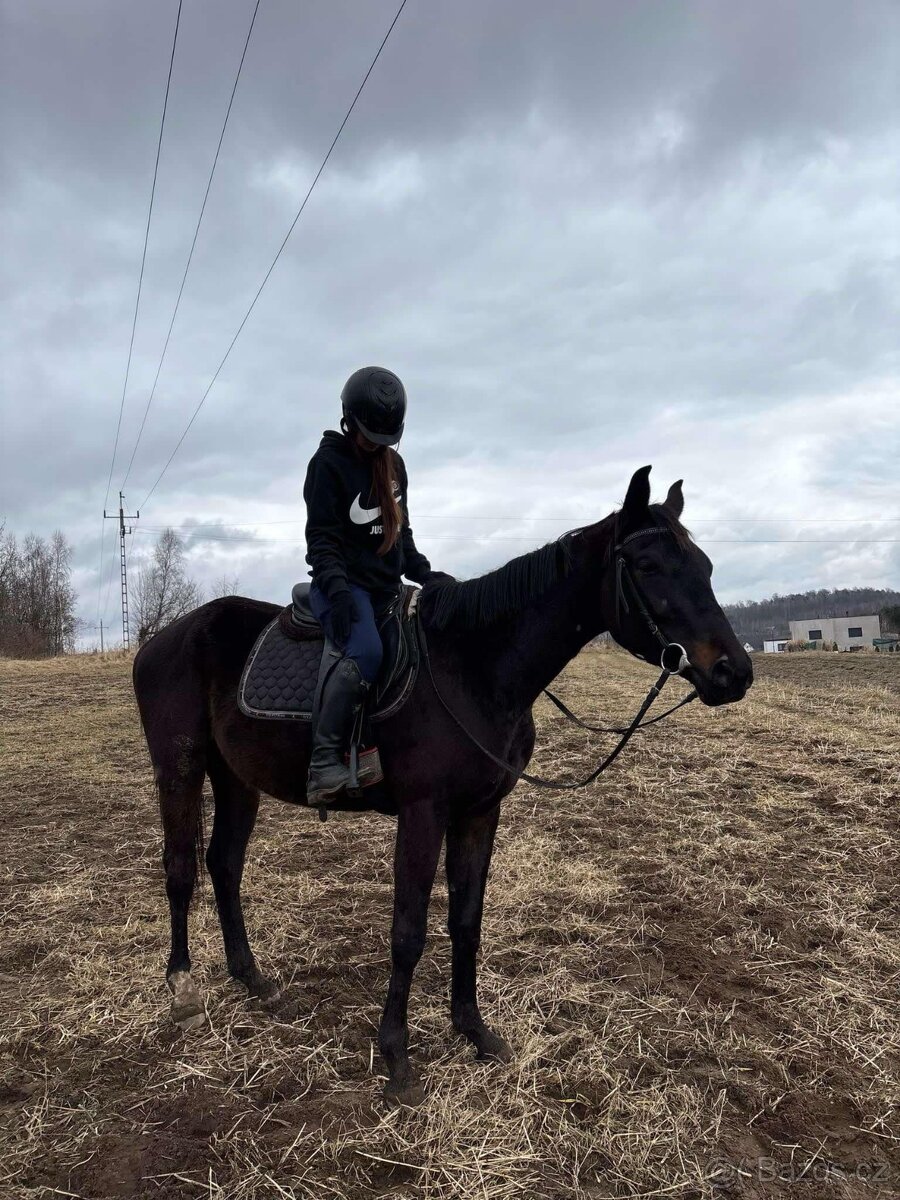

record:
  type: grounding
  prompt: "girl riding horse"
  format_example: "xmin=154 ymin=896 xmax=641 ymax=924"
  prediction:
xmin=303 ymin=366 xmax=452 ymax=804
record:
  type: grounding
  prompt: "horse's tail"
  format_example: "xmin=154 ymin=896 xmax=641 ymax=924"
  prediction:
xmin=133 ymin=612 xmax=211 ymax=892
xmin=193 ymin=785 xmax=206 ymax=883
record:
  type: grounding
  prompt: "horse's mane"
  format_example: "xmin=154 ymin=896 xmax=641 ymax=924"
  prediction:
xmin=422 ymin=535 xmax=577 ymax=631
xmin=421 ymin=501 xmax=693 ymax=632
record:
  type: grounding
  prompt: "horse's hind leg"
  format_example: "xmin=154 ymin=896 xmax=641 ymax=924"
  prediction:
xmin=206 ymin=745 xmax=278 ymax=1000
xmin=446 ymin=803 xmax=513 ymax=1062
xmin=159 ymin=766 xmax=206 ymax=1031
xmin=135 ymin=642 xmax=209 ymax=1031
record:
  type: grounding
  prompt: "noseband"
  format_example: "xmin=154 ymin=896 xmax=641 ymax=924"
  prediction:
xmin=418 ymin=525 xmax=698 ymax=791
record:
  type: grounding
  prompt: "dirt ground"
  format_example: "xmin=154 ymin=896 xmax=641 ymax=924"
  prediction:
xmin=1 ymin=647 xmax=898 ymax=1199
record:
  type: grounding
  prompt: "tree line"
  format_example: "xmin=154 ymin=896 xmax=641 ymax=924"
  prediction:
xmin=722 ymin=587 xmax=900 ymax=648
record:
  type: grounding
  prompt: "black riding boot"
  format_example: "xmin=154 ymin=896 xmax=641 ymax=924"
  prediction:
xmin=307 ymin=657 xmax=369 ymax=805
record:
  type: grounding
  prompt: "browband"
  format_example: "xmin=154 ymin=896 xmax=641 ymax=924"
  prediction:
xmin=615 ymin=526 xmax=673 ymax=550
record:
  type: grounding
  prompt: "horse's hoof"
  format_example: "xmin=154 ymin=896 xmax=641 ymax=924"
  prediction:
xmin=172 ymin=1003 xmax=207 ymax=1031
xmin=229 ymin=969 xmax=280 ymax=1003
xmin=476 ymin=1032 xmax=514 ymax=1063
xmin=167 ymin=971 xmax=206 ymax=1031
xmin=383 ymin=1079 xmax=426 ymax=1108
xmin=248 ymin=976 xmax=281 ymax=1003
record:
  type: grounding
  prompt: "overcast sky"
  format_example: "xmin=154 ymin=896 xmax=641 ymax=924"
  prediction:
xmin=1 ymin=0 xmax=898 ymax=645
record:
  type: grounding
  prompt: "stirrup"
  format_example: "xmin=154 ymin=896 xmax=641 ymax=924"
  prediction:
xmin=345 ymin=742 xmax=361 ymax=796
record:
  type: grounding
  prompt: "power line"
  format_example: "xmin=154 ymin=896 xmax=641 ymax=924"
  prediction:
xmin=120 ymin=0 xmax=263 ymax=490
xmin=133 ymin=527 xmax=900 ymax=546
xmin=103 ymin=507 xmax=900 ymax=617
xmin=102 ymin=0 xmax=183 ymax=512
xmin=97 ymin=0 xmax=183 ymax=621
xmin=136 ymin=0 xmax=411 ymax=512
xmin=130 ymin=514 xmax=900 ymax=527
xmin=671 ymin=539 xmax=900 ymax=544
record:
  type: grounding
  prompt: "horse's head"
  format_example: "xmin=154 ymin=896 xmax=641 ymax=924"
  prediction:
xmin=595 ymin=466 xmax=752 ymax=706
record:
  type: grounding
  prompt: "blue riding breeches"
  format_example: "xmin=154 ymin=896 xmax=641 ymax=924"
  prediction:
xmin=308 ymin=583 xmax=384 ymax=684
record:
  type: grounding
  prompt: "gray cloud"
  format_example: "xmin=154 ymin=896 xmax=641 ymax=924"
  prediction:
xmin=1 ymin=0 xmax=897 ymax=645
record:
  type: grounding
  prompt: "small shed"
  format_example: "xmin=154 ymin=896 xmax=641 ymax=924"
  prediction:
xmin=763 ymin=639 xmax=790 ymax=653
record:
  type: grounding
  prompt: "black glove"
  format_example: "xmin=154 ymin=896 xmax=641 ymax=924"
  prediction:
xmin=421 ymin=570 xmax=456 ymax=587
xmin=329 ymin=591 xmax=356 ymax=647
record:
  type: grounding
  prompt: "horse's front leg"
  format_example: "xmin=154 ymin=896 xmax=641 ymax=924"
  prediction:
xmin=446 ymin=802 xmax=513 ymax=1061
xmin=378 ymin=801 xmax=446 ymax=1106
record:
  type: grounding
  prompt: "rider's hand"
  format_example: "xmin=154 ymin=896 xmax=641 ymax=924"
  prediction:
xmin=422 ymin=570 xmax=456 ymax=587
xmin=329 ymin=591 xmax=356 ymax=647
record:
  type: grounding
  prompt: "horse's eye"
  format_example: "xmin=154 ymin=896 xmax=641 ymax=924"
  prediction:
xmin=636 ymin=558 xmax=658 ymax=574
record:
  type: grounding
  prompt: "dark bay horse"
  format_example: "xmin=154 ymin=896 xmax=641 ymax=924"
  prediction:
xmin=133 ymin=466 xmax=752 ymax=1104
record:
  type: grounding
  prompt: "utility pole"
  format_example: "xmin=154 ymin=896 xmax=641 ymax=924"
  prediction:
xmin=100 ymin=619 xmax=104 ymax=654
xmin=104 ymin=491 xmax=139 ymax=649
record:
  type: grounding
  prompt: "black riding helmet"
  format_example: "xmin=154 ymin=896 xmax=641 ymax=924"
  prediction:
xmin=341 ymin=366 xmax=406 ymax=446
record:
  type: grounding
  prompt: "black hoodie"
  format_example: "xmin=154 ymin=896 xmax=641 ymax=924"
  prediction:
xmin=303 ymin=430 xmax=432 ymax=603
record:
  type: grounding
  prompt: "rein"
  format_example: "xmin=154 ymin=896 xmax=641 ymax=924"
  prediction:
xmin=541 ymin=682 xmax=696 ymax=735
xmin=418 ymin=526 xmax=698 ymax=791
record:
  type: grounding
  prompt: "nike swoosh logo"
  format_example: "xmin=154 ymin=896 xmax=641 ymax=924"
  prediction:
xmin=350 ymin=493 xmax=381 ymax=524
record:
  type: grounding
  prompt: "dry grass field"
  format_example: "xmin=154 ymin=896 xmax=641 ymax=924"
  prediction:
xmin=1 ymin=647 xmax=898 ymax=1199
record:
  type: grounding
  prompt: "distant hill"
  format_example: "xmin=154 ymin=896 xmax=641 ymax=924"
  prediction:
xmin=723 ymin=588 xmax=900 ymax=649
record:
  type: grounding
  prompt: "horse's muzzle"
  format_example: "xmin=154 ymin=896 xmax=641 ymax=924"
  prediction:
xmin=693 ymin=653 xmax=753 ymax=706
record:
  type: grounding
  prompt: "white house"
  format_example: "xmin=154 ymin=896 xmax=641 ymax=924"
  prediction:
xmin=788 ymin=614 xmax=881 ymax=650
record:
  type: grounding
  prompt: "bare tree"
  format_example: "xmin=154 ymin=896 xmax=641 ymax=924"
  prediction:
xmin=45 ymin=531 xmax=76 ymax=655
xmin=0 ymin=522 xmax=16 ymax=649
xmin=0 ymin=521 xmax=11 ymax=584
xmin=131 ymin=528 xmax=203 ymax=646
xmin=208 ymin=572 xmax=241 ymax=599
xmin=0 ymin=526 xmax=77 ymax=657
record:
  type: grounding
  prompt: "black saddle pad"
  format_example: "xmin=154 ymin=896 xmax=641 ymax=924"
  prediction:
xmin=238 ymin=597 xmax=419 ymax=723
xmin=238 ymin=625 xmax=322 ymax=721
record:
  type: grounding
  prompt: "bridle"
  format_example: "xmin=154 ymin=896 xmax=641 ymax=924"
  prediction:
xmin=614 ymin=526 xmax=692 ymax=677
xmin=418 ymin=525 xmax=698 ymax=790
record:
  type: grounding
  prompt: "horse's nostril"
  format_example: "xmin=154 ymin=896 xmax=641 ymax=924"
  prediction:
xmin=711 ymin=656 xmax=735 ymax=690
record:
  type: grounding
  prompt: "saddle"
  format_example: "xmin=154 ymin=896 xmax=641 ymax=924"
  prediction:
xmin=238 ymin=583 xmax=420 ymax=731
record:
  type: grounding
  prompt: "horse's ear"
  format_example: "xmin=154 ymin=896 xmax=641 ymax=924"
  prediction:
xmin=622 ymin=465 xmax=652 ymax=522
xmin=665 ymin=479 xmax=684 ymax=519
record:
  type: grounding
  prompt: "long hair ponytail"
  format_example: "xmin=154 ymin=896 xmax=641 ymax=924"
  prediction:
xmin=371 ymin=446 xmax=403 ymax=555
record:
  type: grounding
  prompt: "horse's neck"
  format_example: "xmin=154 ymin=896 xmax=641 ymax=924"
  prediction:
xmin=490 ymin=550 xmax=607 ymax=711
